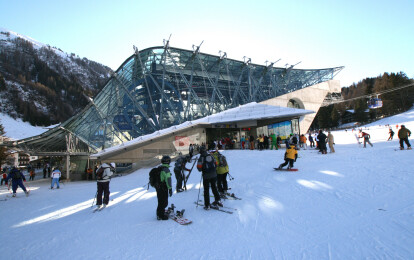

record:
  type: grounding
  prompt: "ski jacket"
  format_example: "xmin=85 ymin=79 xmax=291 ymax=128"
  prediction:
xmin=97 ymin=163 xmax=114 ymax=183
xmin=160 ymin=164 xmax=172 ymax=190
xmin=360 ymin=132 xmax=370 ymax=139
xmin=174 ymin=157 xmax=190 ymax=172
xmin=51 ymin=170 xmax=61 ymax=179
xmin=299 ymin=135 xmax=307 ymax=143
xmin=7 ymin=168 xmax=26 ymax=181
xmin=197 ymin=152 xmax=217 ymax=180
xmin=398 ymin=127 xmax=411 ymax=139
xmin=212 ymin=152 xmax=229 ymax=175
xmin=284 ymin=146 xmax=298 ymax=160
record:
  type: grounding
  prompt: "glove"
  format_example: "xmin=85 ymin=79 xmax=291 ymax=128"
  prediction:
xmin=169 ymin=189 xmax=172 ymax=197
xmin=23 ymin=179 xmax=26 ymax=182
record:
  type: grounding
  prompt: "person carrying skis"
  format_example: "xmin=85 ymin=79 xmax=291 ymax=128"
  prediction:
xmin=50 ymin=167 xmax=61 ymax=189
xmin=398 ymin=125 xmax=412 ymax=150
xmin=173 ymin=155 xmax=191 ymax=193
xmin=7 ymin=167 xmax=29 ymax=197
xmin=197 ymin=147 xmax=222 ymax=210
xmin=156 ymin=156 xmax=173 ymax=220
xmin=277 ymin=145 xmax=298 ymax=170
xmin=212 ymin=149 xmax=229 ymax=196
xmin=95 ymin=162 xmax=115 ymax=210
xmin=387 ymin=128 xmax=394 ymax=141
xmin=358 ymin=129 xmax=373 ymax=148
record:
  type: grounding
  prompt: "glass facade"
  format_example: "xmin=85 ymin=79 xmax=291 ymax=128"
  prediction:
xmin=15 ymin=46 xmax=343 ymax=154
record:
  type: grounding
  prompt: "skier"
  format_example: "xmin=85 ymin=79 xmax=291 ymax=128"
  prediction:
xmin=197 ymin=147 xmax=222 ymax=210
xmin=277 ymin=145 xmax=298 ymax=170
xmin=358 ymin=129 xmax=373 ymax=148
xmin=50 ymin=167 xmax=61 ymax=189
xmin=212 ymin=149 xmax=229 ymax=196
xmin=387 ymin=128 xmax=394 ymax=141
xmin=173 ymin=155 xmax=191 ymax=193
xmin=317 ymin=130 xmax=328 ymax=154
xmin=398 ymin=125 xmax=411 ymax=150
xmin=156 ymin=156 xmax=172 ymax=220
xmin=327 ymin=131 xmax=335 ymax=153
xmin=95 ymin=162 xmax=115 ymax=210
xmin=6 ymin=167 xmax=29 ymax=197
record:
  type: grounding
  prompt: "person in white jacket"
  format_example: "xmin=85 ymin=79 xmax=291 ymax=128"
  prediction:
xmin=95 ymin=162 xmax=115 ymax=210
xmin=51 ymin=168 xmax=61 ymax=189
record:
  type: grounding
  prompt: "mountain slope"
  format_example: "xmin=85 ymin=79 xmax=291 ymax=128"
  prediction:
xmin=0 ymin=28 xmax=113 ymax=126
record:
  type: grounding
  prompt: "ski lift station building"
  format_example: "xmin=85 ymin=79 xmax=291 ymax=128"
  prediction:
xmin=6 ymin=45 xmax=343 ymax=180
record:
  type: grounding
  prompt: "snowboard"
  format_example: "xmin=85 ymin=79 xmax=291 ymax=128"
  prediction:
xmin=166 ymin=204 xmax=192 ymax=225
xmin=274 ymin=168 xmax=298 ymax=171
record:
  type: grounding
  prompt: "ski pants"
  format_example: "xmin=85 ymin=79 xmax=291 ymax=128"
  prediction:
xmin=270 ymin=142 xmax=278 ymax=150
xmin=156 ymin=187 xmax=168 ymax=217
xmin=203 ymin=177 xmax=220 ymax=207
xmin=364 ymin=137 xmax=373 ymax=147
xmin=329 ymin=142 xmax=335 ymax=153
xmin=11 ymin=179 xmax=27 ymax=194
xmin=51 ymin=178 xmax=60 ymax=189
xmin=216 ymin=173 xmax=228 ymax=193
xmin=280 ymin=159 xmax=294 ymax=169
xmin=400 ymin=138 xmax=411 ymax=148
xmin=174 ymin=169 xmax=184 ymax=191
xmin=96 ymin=181 xmax=110 ymax=206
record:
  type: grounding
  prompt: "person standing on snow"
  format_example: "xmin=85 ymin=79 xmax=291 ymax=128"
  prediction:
xmin=197 ymin=147 xmax=222 ymax=210
xmin=387 ymin=128 xmax=394 ymax=141
xmin=7 ymin=167 xmax=29 ymax=197
xmin=212 ymin=149 xmax=229 ymax=196
xmin=358 ymin=129 xmax=373 ymax=148
xmin=327 ymin=131 xmax=335 ymax=153
xmin=95 ymin=162 xmax=115 ymax=210
xmin=189 ymin=144 xmax=194 ymax=158
xmin=277 ymin=145 xmax=298 ymax=169
xmin=317 ymin=130 xmax=328 ymax=154
xmin=156 ymin=156 xmax=173 ymax=220
xmin=398 ymin=125 xmax=412 ymax=150
xmin=308 ymin=133 xmax=314 ymax=148
xmin=50 ymin=168 xmax=61 ymax=189
xmin=173 ymin=155 xmax=191 ymax=193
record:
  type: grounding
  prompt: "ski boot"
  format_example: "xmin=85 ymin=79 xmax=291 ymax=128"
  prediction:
xmin=176 ymin=209 xmax=185 ymax=217
xmin=12 ymin=193 xmax=16 ymax=197
xmin=212 ymin=200 xmax=223 ymax=207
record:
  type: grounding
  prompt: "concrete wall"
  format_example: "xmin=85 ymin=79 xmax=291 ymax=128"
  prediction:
xmin=260 ymin=80 xmax=340 ymax=133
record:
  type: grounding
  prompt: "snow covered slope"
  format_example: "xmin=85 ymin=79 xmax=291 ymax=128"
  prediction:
xmin=0 ymin=109 xmax=413 ymax=259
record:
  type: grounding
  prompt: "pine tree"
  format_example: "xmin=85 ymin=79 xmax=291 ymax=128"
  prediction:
xmin=0 ymin=123 xmax=8 ymax=165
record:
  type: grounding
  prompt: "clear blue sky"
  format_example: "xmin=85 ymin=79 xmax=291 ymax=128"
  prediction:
xmin=1 ymin=0 xmax=413 ymax=87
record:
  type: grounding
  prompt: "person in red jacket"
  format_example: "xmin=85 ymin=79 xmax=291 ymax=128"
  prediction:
xmin=1 ymin=172 xmax=7 ymax=185
xmin=358 ymin=130 xmax=373 ymax=148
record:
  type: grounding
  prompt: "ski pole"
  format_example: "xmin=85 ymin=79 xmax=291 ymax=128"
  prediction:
xmin=227 ymin=173 xmax=234 ymax=181
xmin=196 ymin=174 xmax=203 ymax=208
xmin=91 ymin=191 xmax=98 ymax=208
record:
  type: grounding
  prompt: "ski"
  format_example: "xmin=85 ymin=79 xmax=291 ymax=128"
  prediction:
xmin=194 ymin=202 xmax=234 ymax=214
xmin=274 ymin=168 xmax=298 ymax=172
xmin=224 ymin=192 xmax=242 ymax=200
xmin=92 ymin=205 xmax=106 ymax=213
xmin=198 ymin=200 xmax=237 ymax=211
xmin=166 ymin=204 xmax=192 ymax=225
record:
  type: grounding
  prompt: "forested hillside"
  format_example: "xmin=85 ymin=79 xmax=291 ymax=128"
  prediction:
xmin=0 ymin=28 xmax=113 ymax=126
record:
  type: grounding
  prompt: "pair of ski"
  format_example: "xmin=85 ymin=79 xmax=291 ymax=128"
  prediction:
xmin=274 ymin=168 xmax=298 ymax=172
xmin=92 ymin=205 xmax=107 ymax=213
xmin=194 ymin=201 xmax=236 ymax=214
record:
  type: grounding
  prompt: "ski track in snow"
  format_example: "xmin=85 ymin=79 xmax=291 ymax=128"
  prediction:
xmin=1 ymin=109 xmax=414 ymax=259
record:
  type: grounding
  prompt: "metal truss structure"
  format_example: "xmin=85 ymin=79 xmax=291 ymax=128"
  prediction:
xmin=10 ymin=42 xmax=343 ymax=155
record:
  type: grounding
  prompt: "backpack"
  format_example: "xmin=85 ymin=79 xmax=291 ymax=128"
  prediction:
xmin=96 ymin=167 xmax=105 ymax=180
xmin=202 ymin=154 xmax=216 ymax=172
xmin=218 ymin=153 xmax=228 ymax=167
xmin=149 ymin=166 xmax=163 ymax=188
xmin=174 ymin=158 xmax=183 ymax=171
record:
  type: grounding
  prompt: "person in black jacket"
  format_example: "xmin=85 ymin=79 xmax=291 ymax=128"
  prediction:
xmin=7 ymin=167 xmax=29 ymax=197
xmin=196 ymin=147 xmax=222 ymax=210
xmin=317 ymin=130 xmax=327 ymax=154
xmin=173 ymin=155 xmax=191 ymax=193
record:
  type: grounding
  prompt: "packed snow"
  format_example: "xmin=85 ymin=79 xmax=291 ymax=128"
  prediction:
xmin=1 ymin=109 xmax=414 ymax=259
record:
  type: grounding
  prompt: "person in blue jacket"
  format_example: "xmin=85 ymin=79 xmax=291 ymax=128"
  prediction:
xmin=7 ymin=167 xmax=29 ymax=197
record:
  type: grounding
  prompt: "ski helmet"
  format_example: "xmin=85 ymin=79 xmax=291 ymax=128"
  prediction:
xmin=161 ymin=155 xmax=171 ymax=164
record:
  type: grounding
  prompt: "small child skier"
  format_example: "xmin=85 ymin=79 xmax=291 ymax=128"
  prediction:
xmin=277 ymin=145 xmax=298 ymax=170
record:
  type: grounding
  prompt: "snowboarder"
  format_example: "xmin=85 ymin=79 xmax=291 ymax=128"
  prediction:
xmin=51 ymin=168 xmax=61 ymax=189
xmin=174 ymin=155 xmax=191 ymax=193
xmin=156 ymin=156 xmax=173 ymax=220
xmin=387 ymin=128 xmax=394 ymax=141
xmin=277 ymin=145 xmax=298 ymax=170
xmin=6 ymin=167 xmax=29 ymax=197
xmin=358 ymin=130 xmax=373 ymax=148
xmin=398 ymin=125 xmax=411 ymax=150
xmin=327 ymin=131 xmax=335 ymax=153
xmin=197 ymin=147 xmax=222 ymax=209
xmin=95 ymin=162 xmax=115 ymax=210
xmin=212 ymin=149 xmax=229 ymax=195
